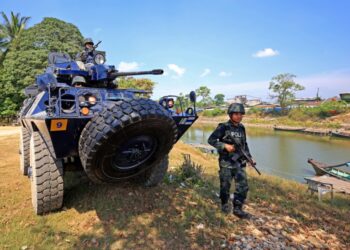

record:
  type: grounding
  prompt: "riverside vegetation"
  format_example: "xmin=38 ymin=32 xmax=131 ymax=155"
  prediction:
xmin=0 ymin=127 xmax=349 ymax=249
xmin=201 ymin=100 xmax=350 ymax=130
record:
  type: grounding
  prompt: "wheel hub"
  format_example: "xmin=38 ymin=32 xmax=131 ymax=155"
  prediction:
xmin=111 ymin=135 xmax=157 ymax=171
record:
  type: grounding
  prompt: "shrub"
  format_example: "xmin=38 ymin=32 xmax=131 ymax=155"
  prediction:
xmin=247 ymin=107 xmax=263 ymax=115
xmin=175 ymin=154 xmax=205 ymax=185
xmin=202 ymin=108 xmax=225 ymax=117
xmin=289 ymin=101 xmax=348 ymax=120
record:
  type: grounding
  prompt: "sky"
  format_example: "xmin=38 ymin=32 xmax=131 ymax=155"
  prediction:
xmin=2 ymin=0 xmax=350 ymax=100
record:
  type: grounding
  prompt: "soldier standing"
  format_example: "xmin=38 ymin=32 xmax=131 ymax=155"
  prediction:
xmin=208 ymin=103 xmax=253 ymax=219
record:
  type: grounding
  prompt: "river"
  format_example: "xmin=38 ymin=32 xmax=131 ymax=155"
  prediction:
xmin=181 ymin=125 xmax=350 ymax=182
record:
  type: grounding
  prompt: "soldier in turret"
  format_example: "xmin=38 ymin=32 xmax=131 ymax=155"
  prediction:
xmin=76 ymin=38 xmax=97 ymax=65
xmin=208 ymin=103 xmax=254 ymax=219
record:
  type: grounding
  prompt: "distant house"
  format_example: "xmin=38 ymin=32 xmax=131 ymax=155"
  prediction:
xmin=293 ymin=97 xmax=322 ymax=108
xmin=227 ymin=95 xmax=247 ymax=104
xmin=339 ymin=93 xmax=350 ymax=102
xmin=226 ymin=95 xmax=262 ymax=107
xmin=246 ymin=99 xmax=262 ymax=107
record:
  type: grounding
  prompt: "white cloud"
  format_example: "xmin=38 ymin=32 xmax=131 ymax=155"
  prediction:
xmin=253 ymin=48 xmax=279 ymax=58
xmin=167 ymin=64 xmax=186 ymax=76
xmin=118 ymin=61 xmax=139 ymax=71
xmin=219 ymin=71 xmax=232 ymax=77
xmin=200 ymin=68 xmax=211 ymax=77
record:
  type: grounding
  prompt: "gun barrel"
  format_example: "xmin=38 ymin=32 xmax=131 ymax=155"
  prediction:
xmin=94 ymin=41 xmax=102 ymax=49
xmin=110 ymin=69 xmax=164 ymax=79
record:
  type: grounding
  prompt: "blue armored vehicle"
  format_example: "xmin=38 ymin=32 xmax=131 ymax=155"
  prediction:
xmin=18 ymin=42 xmax=197 ymax=214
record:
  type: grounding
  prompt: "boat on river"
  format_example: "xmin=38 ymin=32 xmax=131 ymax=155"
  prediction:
xmin=331 ymin=131 xmax=350 ymax=139
xmin=274 ymin=126 xmax=305 ymax=132
xmin=307 ymin=158 xmax=350 ymax=181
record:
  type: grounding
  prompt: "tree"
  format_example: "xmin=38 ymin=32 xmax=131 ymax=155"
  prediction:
xmin=177 ymin=92 xmax=190 ymax=107
xmin=214 ymin=93 xmax=225 ymax=106
xmin=195 ymin=86 xmax=212 ymax=107
xmin=269 ymin=73 xmax=305 ymax=112
xmin=117 ymin=77 xmax=156 ymax=98
xmin=0 ymin=17 xmax=83 ymax=115
xmin=195 ymin=86 xmax=210 ymax=100
xmin=0 ymin=11 xmax=30 ymax=64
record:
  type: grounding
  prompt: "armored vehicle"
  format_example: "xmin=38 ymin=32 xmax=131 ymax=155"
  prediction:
xmin=19 ymin=42 xmax=197 ymax=214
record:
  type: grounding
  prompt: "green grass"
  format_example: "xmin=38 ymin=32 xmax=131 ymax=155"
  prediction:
xmin=0 ymin=129 xmax=350 ymax=249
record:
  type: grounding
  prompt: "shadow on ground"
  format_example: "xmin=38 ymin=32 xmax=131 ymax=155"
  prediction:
xmin=63 ymin=172 xmax=227 ymax=249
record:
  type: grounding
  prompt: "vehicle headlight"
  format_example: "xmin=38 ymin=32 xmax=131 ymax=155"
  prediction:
xmin=78 ymin=94 xmax=98 ymax=106
xmin=88 ymin=96 xmax=97 ymax=105
xmin=94 ymin=53 xmax=105 ymax=65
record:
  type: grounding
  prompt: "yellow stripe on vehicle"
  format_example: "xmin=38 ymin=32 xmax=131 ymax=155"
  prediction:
xmin=50 ymin=119 xmax=68 ymax=131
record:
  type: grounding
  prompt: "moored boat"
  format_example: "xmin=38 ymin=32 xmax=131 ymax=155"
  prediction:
xmin=307 ymin=158 xmax=350 ymax=181
xmin=331 ymin=131 xmax=350 ymax=139
xmin=274 ymin=126 xmax=305 ymax=132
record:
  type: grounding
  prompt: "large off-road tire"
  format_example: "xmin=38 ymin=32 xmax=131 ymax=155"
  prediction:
xmin=30 ymin=132 xmax=64 ymax=215
xmin=19 ymin=126 xmax=30 ymax=176
xmin=141 ymin=155 xmax=169 ymax=187
xmin=79 ymin=98 xmax=177 ymax=183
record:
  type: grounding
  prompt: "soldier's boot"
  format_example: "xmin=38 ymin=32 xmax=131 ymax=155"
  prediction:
xmin=221 ymin=203 xmax=230 ymax=214
xmin=233 ymin=202 xmax=251 ymax=219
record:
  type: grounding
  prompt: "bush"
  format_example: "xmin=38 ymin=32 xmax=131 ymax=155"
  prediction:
xmin=174 ymin=154 xmax=205 ymax=186
xmin=247 ymin=107 xmax=263 ymax=115
xmin=289 ymin=101 xmax=348 ymax=120
xmin=202 ymin=108 xmax=225 ymax=117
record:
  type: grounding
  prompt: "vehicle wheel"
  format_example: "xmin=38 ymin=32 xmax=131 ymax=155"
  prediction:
xmin=19 ymin=126 xmax=30 ymax=176
xmin=79 ymin=98 xmax=177 ymax=183
xmin=30 ymin=132 xmax=64 ymax=215
xmin=141 ymin=155 xmax=169 ymax=187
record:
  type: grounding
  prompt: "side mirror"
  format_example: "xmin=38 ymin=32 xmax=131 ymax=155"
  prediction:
xmin=189 ymin=91 xmax=196 ymax=103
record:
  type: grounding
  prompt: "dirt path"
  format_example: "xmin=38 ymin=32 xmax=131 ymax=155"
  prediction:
xmin=0 ymin=126 xmax=20 ymax=136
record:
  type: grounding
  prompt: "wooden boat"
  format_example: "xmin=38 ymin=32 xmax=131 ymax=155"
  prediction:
xmin=273 ymin=126 xmax=305 ymax=132
xmin=331 ymin=131 xmax=350 ymax=139
xmin=307 ymin=158 xmax=350 ymax=181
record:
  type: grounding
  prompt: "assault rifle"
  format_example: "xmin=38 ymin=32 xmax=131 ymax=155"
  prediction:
xmin=223 ymin=134 xmax=261 ymax=175
xmin=93 ymin=41 xmax=102 ymax=50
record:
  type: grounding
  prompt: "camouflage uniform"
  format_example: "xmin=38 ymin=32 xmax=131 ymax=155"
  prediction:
xmin=76 ymin=48 xmax=97 ymax=64
xmin=75 ymin=38 xmax=97 ymax=64
xmin=208 ymin=120 xmax=251 ymax=210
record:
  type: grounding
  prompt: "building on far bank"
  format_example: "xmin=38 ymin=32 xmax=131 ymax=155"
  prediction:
xmin=227 ymin=95 xmax=247 ymax=104
xmin=339 ymin=93 xmax=350 ymax=103
xmin=293 ymin=98 xmax=322 ymax=108
xmin=226 ymin=95 xmax=262 ymax=107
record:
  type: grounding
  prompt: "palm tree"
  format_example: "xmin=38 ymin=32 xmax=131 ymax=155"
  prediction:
xmin=0 ymin=11 xmax=30 ymax=63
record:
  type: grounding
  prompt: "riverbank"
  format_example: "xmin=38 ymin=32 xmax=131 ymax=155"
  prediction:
xmin=195 ymin=114 xmax=350 ymax=134
xmin=0 ymin=127 xmax=349 ymax=249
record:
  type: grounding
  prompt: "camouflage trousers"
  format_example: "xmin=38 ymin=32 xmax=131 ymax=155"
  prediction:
xmin=219 ymin=160 xmax=249 ymax=206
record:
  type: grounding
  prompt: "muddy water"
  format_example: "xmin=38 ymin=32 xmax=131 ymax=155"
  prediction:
xmin=181 ymin=125 xmax=350 ymax=182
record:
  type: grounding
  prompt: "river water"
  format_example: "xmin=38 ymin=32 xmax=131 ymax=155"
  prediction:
xmin=181 ymin=125 xmax=350 ymax=182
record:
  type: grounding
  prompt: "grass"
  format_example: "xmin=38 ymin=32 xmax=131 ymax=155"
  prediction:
xmin=196 ymin=113 xmax=344 ymax=129
xmin=0 ymin=127 xmax=350 ymax=249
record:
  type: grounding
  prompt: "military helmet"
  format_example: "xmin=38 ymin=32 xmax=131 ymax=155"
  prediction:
xmin=72 ymin=76 xmax=86 ymax=86
xmin=227 ymin=103 xmax=245 ymax=115
xmin=83 ymin=38 xmax=94 ymax=45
